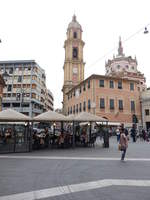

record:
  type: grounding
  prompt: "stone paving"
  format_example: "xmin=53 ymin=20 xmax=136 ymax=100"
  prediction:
xmin=0 ymin=137 xmax=150 ymax=200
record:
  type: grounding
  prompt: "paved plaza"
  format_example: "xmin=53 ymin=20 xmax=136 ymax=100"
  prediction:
xmin=0 ymin=137 xmax=150 ymax=200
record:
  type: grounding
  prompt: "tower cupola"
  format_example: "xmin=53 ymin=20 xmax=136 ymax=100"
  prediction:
xmin=68 ymin=15 xmax=82 ymax=31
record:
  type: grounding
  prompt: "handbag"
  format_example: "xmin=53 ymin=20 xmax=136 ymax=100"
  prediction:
xmin=118 ymin=143 xmax=121 ymax=151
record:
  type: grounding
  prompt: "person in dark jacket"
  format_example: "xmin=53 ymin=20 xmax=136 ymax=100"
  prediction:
xmin=131 ymin=124 xmax=137 ymax=142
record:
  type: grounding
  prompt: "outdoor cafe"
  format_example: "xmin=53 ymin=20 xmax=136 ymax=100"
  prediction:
xmin=0 ymin=109 xmax=108 ymax=153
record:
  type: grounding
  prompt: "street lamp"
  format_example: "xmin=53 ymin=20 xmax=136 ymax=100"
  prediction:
xmin=144 ymin=27 xmax=149 ymax=34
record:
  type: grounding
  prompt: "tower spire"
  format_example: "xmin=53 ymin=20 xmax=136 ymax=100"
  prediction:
xmin=72 ymin=14 xmax=76 ymax=22
xmin=118 ymin=36 xmax=124 ymax=56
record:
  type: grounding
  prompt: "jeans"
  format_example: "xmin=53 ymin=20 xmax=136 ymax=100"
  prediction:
xmin=121 ymin=148 xmax=126 ymax=160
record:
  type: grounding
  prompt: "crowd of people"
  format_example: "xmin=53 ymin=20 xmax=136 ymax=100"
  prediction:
xmin=0 ymin=128 xmax=13 ymax=144
xmin=32 ymin=126 xmax=97 ymax=150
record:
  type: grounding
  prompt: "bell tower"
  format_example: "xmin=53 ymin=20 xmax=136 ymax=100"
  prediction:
xmin=62 ymin=15 xmax=85 ymax=115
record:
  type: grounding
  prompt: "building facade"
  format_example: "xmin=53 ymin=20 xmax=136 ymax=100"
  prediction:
xmin=45 ymin=89 xmax=54 ymax=111
xmin=105 ymin=37 xmax=146 ymax=92
xmin=66 ymin=74 xmax=141 ymax=127
xmin=0 ymin=60 xmax=53 ymax=117
xmin=62 ymin=15 xmax=85 ymax=115
xmin=141 ymin=88 xmax=150 ymax=130
xmin=62 ymin=17 xmax=145 ymax=127
xmin=0 ymin=75 xmax=5 ymax=111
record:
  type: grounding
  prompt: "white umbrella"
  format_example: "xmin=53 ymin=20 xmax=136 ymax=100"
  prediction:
xmin=33 ymin=110 xmax=67 ymax=122
xmin=0 ymin=109 xmax=31 ymax=122
xmin=67 ymin=112 xmax=108 ymax=122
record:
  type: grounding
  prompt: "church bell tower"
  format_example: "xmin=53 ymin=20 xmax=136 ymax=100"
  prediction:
xmin=62 ymin=15 xmax=85 ymax=115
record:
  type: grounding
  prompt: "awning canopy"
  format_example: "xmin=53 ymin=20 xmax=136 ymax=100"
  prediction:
xmin=66 ymin=112 xmax=108 ymax=122
xmin=33 ymin=110 xmax=67 ymax=122
xmin=0 ymin=109 xmax=31 ymax=122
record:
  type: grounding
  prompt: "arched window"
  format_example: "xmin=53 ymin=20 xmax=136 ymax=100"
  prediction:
xmin=73 ymin=48 xmax=78 ymax=58
xmin=73 ymin=32 xmax=77 ymax=39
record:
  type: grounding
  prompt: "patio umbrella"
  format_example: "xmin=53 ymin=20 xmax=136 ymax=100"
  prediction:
xmin=33 ymin=110 xmax=67 ymax=122
xmin=0 ymin=109 xmax=31 ymax=122
xmin=67 ymin=112 xmax=108 ymax=122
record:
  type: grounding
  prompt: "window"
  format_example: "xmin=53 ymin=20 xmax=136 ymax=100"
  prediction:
xmin=7 ymin=85 xmax=12 ymax=92
xmin=70 ymin=107 xmax=72 ymax=114
xmin=131 ymin=101 xmax=135 ymax=111
xmin=130 ymin=83 xmax=134 ymax=91
xmin=18 ymin=76 xmax=22 ymax=82
xmin=12 ymin=93 xmax=16 ymax=97
xmin=76 ymin=104 xmax=78 ymax=113
xmin=119 ymin=100 xmax=123 ymax=110
xmin=132 ymin=66 xmax=134 ymax=70
xmin=79 ymin=87 xmax=81 ymax=93
xmin=117 ymin=65 xmax=120 ymax=69
xmin=118 ymin=80 xmax=122 ymax=89
xmin=73 ymin=32 xmax=77 ymax=39
xmin=126 ymin=65 xmax=129 ymax=69
xmin=73 ymin=105 xmax=75 ymax=114
xmin=88 ymin=80 xmax=90 ymax=89
xmin=110 ymin=99 xmax=114 ymax=110
xmin=68 ymin=107 xmax=69 ymax=115
xmin=99 ymin=80 xmax=104 ymax=87
xmin=9 ymin=68 xmax=13 ymax=74
xmin=83 ymin=83 xmax=86 ymax=91
xmin=83 ymin=101 xmax=86 ymax=111
xmin=88 ymin=99 xmax=91 ymax=110
xmin=100 ymin=98 xmax=105 ymax=108
xmin=145 ymin=109 xmax=149 ymax=116
xmin=12 ymin=103 xmax=20 ymax=107
xmin=68 ymin=95 xmax=69 ymax=100
xmin=73 ymin=47 xmax=78 ymax=58
xmin=110 ymin=80 xmax=114 ymax=88
xmin=16 ymin=93 xmax=20 ymax=101
xmin=79 ymin=103 xmax=82 ymax=112
xmin=73 ymin=90 xmax=75 ymax=96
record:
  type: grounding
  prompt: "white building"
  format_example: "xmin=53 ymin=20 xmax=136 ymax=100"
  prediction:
xmin=0 ymin=60 xmax=53 ymax=117
xmin=105 ymin=37 xmax=146 ymax=92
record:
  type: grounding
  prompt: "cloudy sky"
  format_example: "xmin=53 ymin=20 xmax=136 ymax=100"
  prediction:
xmin=0 ymin=0 xmax=150 ymax=109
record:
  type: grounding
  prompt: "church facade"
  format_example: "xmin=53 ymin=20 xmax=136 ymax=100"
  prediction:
xmin=62 ymin=16 xmax=145 ymax=127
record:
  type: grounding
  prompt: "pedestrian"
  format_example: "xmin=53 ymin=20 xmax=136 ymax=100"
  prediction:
xmin=120 ymin=128 xmax=128 ymax=161
xmin=131 ymin=124 xmax=137 ymax=142
xmin=116 ymin=127 xmax=120 ymax=143
xmin=44 ymin=127 xmax=49 ymax=148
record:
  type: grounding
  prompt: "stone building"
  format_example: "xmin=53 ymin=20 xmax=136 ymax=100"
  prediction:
xmin=62 ymin=15 xmax=85 ymax=115
xmin=62 ymin=16 xmax=145 ymax=127
xmin=66 ymin=74 xmax=141 ymax=127
xmin=0 ymin=60 xmax=53 ymax=117
xmin=105 ymin=37 xmax=146 ymax=92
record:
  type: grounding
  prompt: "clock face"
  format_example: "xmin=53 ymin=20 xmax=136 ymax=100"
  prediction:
xmin=73 ymin=67 xmax=78 ymax=74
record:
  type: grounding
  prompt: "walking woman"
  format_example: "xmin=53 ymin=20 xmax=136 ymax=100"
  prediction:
xmin=120 ymin=128 xmax=128 ymax=161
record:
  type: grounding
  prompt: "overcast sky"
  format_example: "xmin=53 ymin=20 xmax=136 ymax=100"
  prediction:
xmin=0 ymin=0 xmax=150 ymax=109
